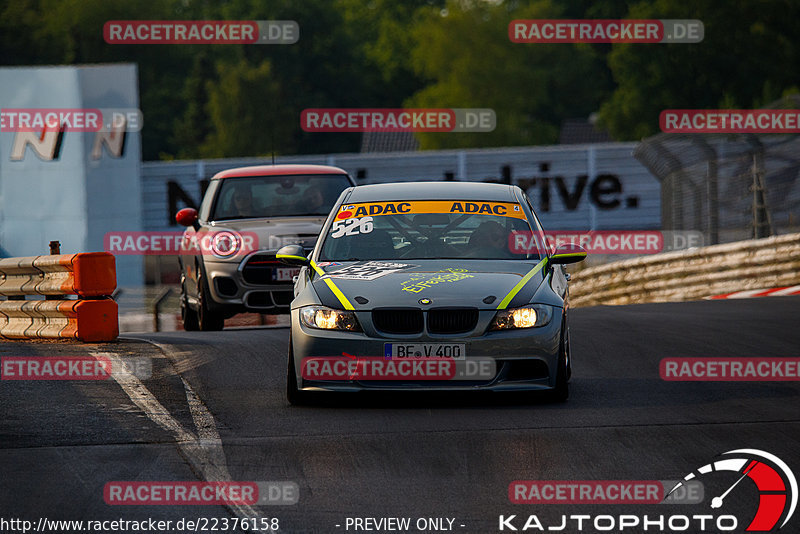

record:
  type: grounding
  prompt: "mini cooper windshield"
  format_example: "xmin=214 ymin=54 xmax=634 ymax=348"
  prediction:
xmin=211 ymin=174 xmax=352 ymax=220
xmin=319 ymin=200 xmax=545 ymax=261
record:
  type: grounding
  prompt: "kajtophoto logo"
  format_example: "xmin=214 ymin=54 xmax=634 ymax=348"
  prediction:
xmin=500 ymin=449 xmax=795 ymax=532
xmin=666 ymin=449 xmax=797 ymax=531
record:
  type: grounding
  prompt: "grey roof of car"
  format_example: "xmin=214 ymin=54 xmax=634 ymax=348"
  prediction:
xmin=345 ymin=181 xmax=519 ymax=202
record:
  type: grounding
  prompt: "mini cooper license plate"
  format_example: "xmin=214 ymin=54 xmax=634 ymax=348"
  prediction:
xmin=384 ymin=343 xmax=466 ymax=360
xmin=274 ymin=267 xmax=300 ymax=282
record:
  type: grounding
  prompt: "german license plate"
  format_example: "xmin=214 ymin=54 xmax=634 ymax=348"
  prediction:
xmin=384 ymin=343 xmax=465 ymax=360
xmin=274 ymin=267 xmax=300 ymax=282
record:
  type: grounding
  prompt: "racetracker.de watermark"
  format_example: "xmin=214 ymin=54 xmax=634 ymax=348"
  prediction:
xmin=509 ymin=19 xmax=703 ymax=43
xmin=301 ymin=356 xmax=496 ymax=381
xmin=104 ymin=231 xmax=259 ymax=256
xmin=660 ymin=357 xmax=800 ymax=381
xmin=0 ymin=108 xmax=143 ymax=132
xmin=509 ymin=230 xmax=703 ymax=255
xmin=508 ymin=480 xmax=703 ymax=504
xmin=660 ymin=109 xmax=800 ymax=133
xmin=1 ymin=356 xmax=151 ymax=380
xmin=104 ymin=481 xmax=298 ymax=505
xmin=104 ymin=20 xmax=298 ymax=44
xmin=301 ymin=108 xmax=496 ymax=132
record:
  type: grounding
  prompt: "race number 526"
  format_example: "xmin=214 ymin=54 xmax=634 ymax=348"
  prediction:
xmin=331 ymin=216 xmax=374 ymax=238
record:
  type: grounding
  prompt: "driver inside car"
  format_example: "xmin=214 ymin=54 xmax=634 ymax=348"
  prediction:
xmin=466 ymin=220 xmax=512 ymax=258
xmin=231 ymin=184 xmax=255 ymax=217
xmin=348 ymin=228 xmax=397 ymax=260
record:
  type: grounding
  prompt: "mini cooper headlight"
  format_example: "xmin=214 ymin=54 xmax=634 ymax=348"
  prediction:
xmin=489 ymin=304 xmax=553 ymax=330
xmin=209 ymin=231 xmax=241 ymax=258
xmin=300 ymin=305 xmax=362 ymax=331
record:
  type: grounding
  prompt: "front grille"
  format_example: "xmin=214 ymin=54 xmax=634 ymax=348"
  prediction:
xmin=246 ymin=291 xmax=272 ymax=308
xmin=427 ymin=308 xmax=478 ymax=334
xmin=241 ymin=254 xmax=280 ymax=284
xmin=272 ymin=290 xmax=293 ymax=306
xmin=372 ymin=308 xmax=424 ymax=334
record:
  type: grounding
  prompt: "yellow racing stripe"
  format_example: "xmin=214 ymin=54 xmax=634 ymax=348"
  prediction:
xmin=496 ymin=258 xmax=548 ymax=310
xmin=310 ymin=260 xmax=355 ymax=311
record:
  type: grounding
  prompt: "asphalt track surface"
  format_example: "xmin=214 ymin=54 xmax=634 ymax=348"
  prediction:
xmin=1 ymin=297 xmax=799 ymax=533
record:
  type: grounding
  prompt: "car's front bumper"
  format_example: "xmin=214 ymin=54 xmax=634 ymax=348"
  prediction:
xmin=202 ymin=256 xmax=296 ymax=313
xmin=289 ymin=308 xmax=562 ymax=392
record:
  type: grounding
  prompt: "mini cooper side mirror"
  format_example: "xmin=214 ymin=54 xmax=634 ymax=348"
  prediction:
xmin=175 ymin=207 xmax=200 ymax=230
xmin=550 ymin=243 xmax=587 ymax=265
xmin=276 ymin=244 xmax=310 ymax=266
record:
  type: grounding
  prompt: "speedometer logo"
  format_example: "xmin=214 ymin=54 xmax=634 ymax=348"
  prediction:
xmin=667 ymin=449 xmax=797 ymax=531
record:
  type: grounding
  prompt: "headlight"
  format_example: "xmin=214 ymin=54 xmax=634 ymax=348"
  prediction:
xmin=209 ymin=231 xmax=241 ymax=258
xmin=489 ymin=304 xmax=554 ymax=330
xmin=300 ymin=305 xmax=362 ymax=331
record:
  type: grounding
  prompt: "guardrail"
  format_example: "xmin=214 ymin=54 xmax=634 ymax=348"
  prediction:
xmin=0 ymin=250 xmax=118 ymax=341
xmin=569 ymin=233 xmax=800 ymax=307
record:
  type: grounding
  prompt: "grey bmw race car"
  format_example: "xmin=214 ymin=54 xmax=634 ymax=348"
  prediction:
xmin=277 ymin=181 xmax=586 ymax=404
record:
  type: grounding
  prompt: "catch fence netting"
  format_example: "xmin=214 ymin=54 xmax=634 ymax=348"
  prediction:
xmin=634 ymin=95 xmax=800 ymax=244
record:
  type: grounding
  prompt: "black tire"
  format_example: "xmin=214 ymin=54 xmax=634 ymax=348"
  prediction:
xmin=180 ymin=276 xmax=199 ymax=331
xmin=565 ymin=324 xmax=573 ymax=381
xmin=549 ymin=325 xmax=570 ymax=402
xmin=197 ymin=270 xmax=225 ymax=331
xmin=286 ymin=341 xmax=310 ymax=405
xmin=550 ymin=353 xmax=569 ymax=402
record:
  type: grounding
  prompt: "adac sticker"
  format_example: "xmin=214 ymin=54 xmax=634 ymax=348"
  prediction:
xmin=335 ymin=201 xmax=527 ymax=220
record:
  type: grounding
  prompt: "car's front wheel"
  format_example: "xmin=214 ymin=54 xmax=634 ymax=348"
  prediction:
xmin=286 ymin=340 xmax=311 ymax=405
xmin=549 ymin=324 xmax=570 ymax=402
xmin=197 ymin=270 xmax=225 ymax=331
xmin=180 ymin=276 xmax=199 ymax=331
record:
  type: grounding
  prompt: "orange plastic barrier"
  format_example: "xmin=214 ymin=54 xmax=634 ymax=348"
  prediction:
xmin=0 ymin=300 xmax=118 ymax=342
xmin=0 ymin=252 xmax=118 ymax=342
xmin=0 ymin=252 xmax=116 ymax=297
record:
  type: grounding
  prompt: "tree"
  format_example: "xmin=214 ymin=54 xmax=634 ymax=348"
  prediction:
xmin=405 ymin=0 xmax=613 ymax=149
xmin=597 ymin=0 xmax=800 ymax=140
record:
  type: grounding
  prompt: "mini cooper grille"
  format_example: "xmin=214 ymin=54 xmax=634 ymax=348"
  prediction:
xmin=372 ymin=308 xmax=424 ymax=334
xmin=241 ymin=254 xmax=281 ymax=285
xmin=427 ymin=308 xmax=479 ymax=334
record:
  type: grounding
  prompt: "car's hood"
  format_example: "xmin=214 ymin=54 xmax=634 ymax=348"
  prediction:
xmin=311 ymin=259 xmax=547 ymax=310
xmin=210 ymin=217 xmax=327 ymax=251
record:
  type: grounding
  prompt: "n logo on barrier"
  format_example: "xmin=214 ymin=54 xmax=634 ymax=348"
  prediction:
xmin=10 ymin=123 xmax=65 ymax=161
xmin=9 ymin=123 xmax=127 ymax=161
xmin=91 ymin=116 xmax=127 ymax=160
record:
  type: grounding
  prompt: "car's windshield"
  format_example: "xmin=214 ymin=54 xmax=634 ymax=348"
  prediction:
xmin=211 ymin=174 xmax=351 ymax=220
xmin=319 ymin=200 xmax=543 ymax=261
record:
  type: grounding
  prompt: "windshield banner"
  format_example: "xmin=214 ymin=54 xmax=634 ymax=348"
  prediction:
xmin=335 ymin=201 xmax=527 ymax=221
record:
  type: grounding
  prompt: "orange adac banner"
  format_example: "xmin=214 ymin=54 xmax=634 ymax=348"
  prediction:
xmin=335 ymin=201 xmax=527 ymax=220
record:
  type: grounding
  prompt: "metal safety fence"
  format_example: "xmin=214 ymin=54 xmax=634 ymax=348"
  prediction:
xmin=633 ymin=96 xmax=800 ymax=245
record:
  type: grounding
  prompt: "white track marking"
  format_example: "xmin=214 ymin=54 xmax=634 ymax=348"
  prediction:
xmin=92 ymin=349 xmax=263 ymax=523
xmin=92 ymin=352 xmax=194 ymax=442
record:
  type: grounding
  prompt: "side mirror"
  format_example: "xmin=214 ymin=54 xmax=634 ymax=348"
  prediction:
xmin=276 ymin=244 xmax=310 ymax=266
xmin=176 ymin=208 xmax=199 ymax=230
xmin=550 ymin=243 xmax=587 ymax=265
